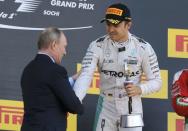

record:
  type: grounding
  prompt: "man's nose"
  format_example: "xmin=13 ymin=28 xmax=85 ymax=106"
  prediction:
xmin=108 ymin=25 xmax=115 ymax=32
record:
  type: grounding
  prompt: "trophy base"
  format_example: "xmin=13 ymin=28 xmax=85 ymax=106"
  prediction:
xmin=120 ymin=113 xmax=144 ymax=128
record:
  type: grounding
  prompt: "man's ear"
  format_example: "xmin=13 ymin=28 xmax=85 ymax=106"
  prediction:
xmin=127 ymin=22 xmax=132 ymax=29
xmin=50 ymin=41 xmax=56 ymax=50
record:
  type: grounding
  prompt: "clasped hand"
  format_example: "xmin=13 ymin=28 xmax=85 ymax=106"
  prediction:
xmin=124 ymin=83 xmax=142 ymax=97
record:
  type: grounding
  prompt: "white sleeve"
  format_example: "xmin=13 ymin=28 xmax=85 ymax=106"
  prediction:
xmin=138 ymin=44 xmax=162 ymax=95
xmin=73 ymin=41 xmax=101 ymax=101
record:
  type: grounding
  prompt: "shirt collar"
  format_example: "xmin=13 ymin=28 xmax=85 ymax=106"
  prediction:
xmin=38 ymin=52 xmax=55 ymax=63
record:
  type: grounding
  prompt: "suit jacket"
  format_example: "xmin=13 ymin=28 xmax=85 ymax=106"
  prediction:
xmin=21 ymin=54 xmax=83 ymax=131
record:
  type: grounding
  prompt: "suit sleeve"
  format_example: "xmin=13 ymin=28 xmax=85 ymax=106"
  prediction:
xmin=50 ymin=67 xmax=84 ymax=114
xmin=73 ymin=41 xmax=101 ymax=101
xmin=138 ymin=43 xmax=162 ymax=95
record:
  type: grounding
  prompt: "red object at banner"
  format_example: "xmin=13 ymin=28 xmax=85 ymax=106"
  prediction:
xmin=176 ymin=119 xmax=184 ymax=131
xmin=0 ymin=106 xmax=23 ymax=126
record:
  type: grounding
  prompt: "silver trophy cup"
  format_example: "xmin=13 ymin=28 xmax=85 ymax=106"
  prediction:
xmin=120 ymin=63 xmax=144 ymax=128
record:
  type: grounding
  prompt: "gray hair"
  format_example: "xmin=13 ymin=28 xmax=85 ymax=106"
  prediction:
xmin=37 ymin=27 xmax=62 ymax=49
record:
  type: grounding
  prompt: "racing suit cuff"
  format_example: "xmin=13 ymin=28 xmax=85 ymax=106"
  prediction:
xmin=69 ymin=77 xmax=75 ymax=87
xmin=137 ymin=84 xmax=147 ymax=96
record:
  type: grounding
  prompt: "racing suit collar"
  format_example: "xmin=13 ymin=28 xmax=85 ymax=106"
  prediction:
xmin=110 ymin=32 xmax=132 ymax=48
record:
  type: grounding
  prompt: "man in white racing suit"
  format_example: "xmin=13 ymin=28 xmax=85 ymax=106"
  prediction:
xmin=73 ymin=3 xmax=162 ymax=131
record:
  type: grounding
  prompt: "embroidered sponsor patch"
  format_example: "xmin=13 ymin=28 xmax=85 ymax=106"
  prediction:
xmin=124 ymin=59 xmax=138 ymax=65
xmin=106 ymin=19 xmax=120 ymax=25
xmin=103 ymin=59 xmax=114 ymax=63
xmin=106 ymin=8 xmax=123 ymax=16
xmin=177 ymin=97 xmax=188 ymax=106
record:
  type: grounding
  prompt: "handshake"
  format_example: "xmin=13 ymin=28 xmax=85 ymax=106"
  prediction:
xmin=69 ymin=70 xmax=82 ymax=87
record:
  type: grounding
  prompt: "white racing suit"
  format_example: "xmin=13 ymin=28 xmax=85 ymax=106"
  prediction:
xmin=73 ymin=33 xmax=162 ymax=131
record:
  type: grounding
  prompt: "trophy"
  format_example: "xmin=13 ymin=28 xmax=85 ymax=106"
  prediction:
xmin=120 ymin=63 xmax=144 ymax=128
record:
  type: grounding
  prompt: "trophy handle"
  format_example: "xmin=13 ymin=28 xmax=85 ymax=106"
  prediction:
xmin=124 ymin=63 xmax=133 ymax=114
xmin=128 ymin=97 xmax=132 ymax=114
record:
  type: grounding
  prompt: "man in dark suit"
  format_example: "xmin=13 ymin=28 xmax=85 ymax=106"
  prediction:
xmin=21 ymin=27 xmax=84 ymax=131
